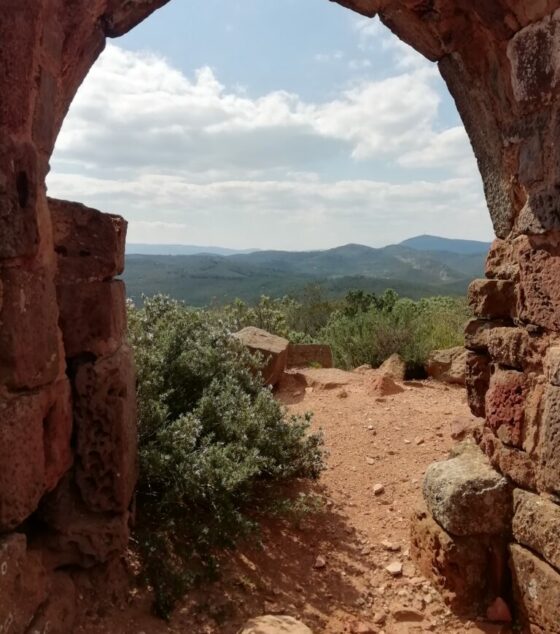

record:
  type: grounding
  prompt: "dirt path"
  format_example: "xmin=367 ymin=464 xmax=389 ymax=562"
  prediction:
xmin=77 ymin=368 xmax=511 ymax=634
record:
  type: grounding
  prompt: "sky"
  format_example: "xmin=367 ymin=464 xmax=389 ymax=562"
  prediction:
xmin=47 ymin=0 xmax=494 ymax=250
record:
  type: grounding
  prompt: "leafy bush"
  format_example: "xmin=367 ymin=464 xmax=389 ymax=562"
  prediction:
xmin=322 ymin=293 xmax=469 ymax=372
xmin=128 ymin=296 xmax=325 ymax=618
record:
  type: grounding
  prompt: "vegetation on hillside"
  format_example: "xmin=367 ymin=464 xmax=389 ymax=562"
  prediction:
xmin=128 ymin=296 xmax=325 ymax=618
xmin=127 ymin=288 xmax=469 ymax=617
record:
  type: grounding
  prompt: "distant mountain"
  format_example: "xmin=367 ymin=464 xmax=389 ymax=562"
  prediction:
xmin=126 ymin=243 xmax=257 ymax=256
xmin=123 ymin=241 xmax=486 ymax=306
xmin=399 ymin=235 xmax=491 ymax=255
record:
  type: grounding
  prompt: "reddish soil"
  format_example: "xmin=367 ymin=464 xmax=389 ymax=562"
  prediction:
xmin=76 ymin=368 xmax=512 ymax=634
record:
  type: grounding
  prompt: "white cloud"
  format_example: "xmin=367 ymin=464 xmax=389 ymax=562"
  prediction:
xmin=48 ymin=42 xmax=489 ymax=248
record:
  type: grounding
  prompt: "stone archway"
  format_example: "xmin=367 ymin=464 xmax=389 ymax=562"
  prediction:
xmin=1 ymin=1 xmax=560 ymax=631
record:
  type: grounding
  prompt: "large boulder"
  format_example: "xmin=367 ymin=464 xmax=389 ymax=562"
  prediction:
xmin=233 ymin=327 xmax=289 ymax=387
xmin=423 ymin=441 xmax=512 ymax=536
xmin=239 ymin=615 xmax=313 ymax=634
xmin=426 ymin=346 xmax=467 ymax=386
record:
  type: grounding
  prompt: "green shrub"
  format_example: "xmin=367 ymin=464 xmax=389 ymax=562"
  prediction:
xmin=128 ymin=296 xmax=325 ymax=618
xmin=322 ymin=293 xmax=469 ymax=371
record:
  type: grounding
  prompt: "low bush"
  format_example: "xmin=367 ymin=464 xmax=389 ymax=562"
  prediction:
xmin=322 ymin=294 xmax=469 ymax=372
xmin=128 ymin=296 xmax=325 ymax=618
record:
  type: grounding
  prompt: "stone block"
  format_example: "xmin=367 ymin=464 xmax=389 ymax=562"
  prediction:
xmin=57 ymin=280 xmax=126 ymax=359
xmin=38 ymin=475 xmax=130 ymax=569
xmin=516 ymin=234 xmax=560 ymax=330
xmin=27 ymin=571 xmax=76 ymax=634
xmin=538 ymin=384 xmax=560 ymax=495
xmin=74 ymin=346 xmax=137 ymax=513
xmin=544 ymin=345 xmax=560 ymax=386
xmin=50 ymin=197 xmax=127 ymax=283
xmin=0 ymin=265 xmax=60 ymax=390
xmin=478 ymin=427 xmax=538 ymax=490
xmin=485 ymin=369 xmax=528 ymax=448
xmin=287 ymin=344 xmax=333 ymax=369
xmin=486 ymin=327 xmax=528 ymax=370
xmin=233 ymin=327 xmax=289 ymax=387
xmin=485 ymin=239 xmax=518 ymax=281
xmin=0 ymin=132 xmax=39 ymax=258
xmin=410 ymin=505 xmax=507 ymax=616
xmin=507 ymin=10 xmax=560 ymax=108
xmin=423 ymin=441 xmax=511 ymax=536
xmin=513 ymin=489 xmax=560 ymax=572
xmin=0 ymin=534 xmax=48 ymax=633
xmin=510 ymin=544 xmax=560 ymax=633
xmin=0 ymin=381 xmax=72 ymax=531
xmin=426 ymin=346 xmax=466 ymax=385
xmin=466 ymin=351 xmax=491 ymax=418
xmin=0 ymin=395 xmax=45 ymax=531
xmin=468 ymin=279 xmax=517 ymax=320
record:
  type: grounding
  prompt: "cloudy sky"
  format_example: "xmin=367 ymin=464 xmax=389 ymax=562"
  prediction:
xmin=48 ymin=0 xmax=493 ymax=250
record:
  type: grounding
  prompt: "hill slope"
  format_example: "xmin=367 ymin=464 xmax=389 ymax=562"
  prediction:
xmin=123 ymin=242 xmax=485 ymax=306
xmin=399 ymin=234 xmax=491 ymax=254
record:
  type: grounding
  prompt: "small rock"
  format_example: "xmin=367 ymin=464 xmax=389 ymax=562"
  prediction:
xmin=368 ymin=425 xmax=374 ymax=431
xmin=367 ymin=457 xmax=375 ymax=465
xmin=415 ymin=437 xmax=424 ymax=446
xmin=351 ymin=621 xmax=377 ymax=634
xmin=313 ymin=556 xmax=326 ymax=570
xmin=381 ymin=541 xmax=400 ymax=552
xmin=390 ymin=605 xmax=424 ymax=622
xmin=372 ymin=611 xmax=386 ymax=625
xmin=385 ymin=561 xmax=403 ymax=577
xmin=486 ymin=597 xmax=512 ymax=623
xmin=373 ymin=483 xmax=385 ymax=496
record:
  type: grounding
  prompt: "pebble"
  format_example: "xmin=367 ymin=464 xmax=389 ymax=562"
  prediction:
xmin=381 ymin=540 xmax=400 ymax=552
xmin=415 ymin=436 xmax=425 ymax=445
xmin=366 ymin=457 xmax=375 ymax=465
xmin=373 ymin=483 xmax=385 ymax=496
xmin=314 ymin=555 xmax=327 ymax=569
xmin=385 ymin=561 xmax=403 ymax=577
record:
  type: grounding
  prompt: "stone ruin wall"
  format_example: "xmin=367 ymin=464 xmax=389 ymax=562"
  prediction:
xmin=1 ymin=1 xmax=560 ymax=632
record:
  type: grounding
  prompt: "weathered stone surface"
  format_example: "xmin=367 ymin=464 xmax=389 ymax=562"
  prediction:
xmin=513 ymin=489 xmax=560 ymax=572
xmin=287 ymin=344 xmax=333 ymax=369
xmin=486 ymin=327 xmax=528 ymax=370
xmin=239 ymin=615 xmax=313 ymax=634
xmin=485 ymin=239 xmax=518 ymax=281
xmin=538 ymin=384 xmax=560 ymax=495
xmin=544 ymin=345 xmax=560 ymax=386
xmin=50 ymin=197 xmax=127 ymax=283
xmin=410 ymin=505 xmax=507 ymax=616
xmin=0 ymin=395 xmax=45 ymax=531
xmin=517 ymin=234 xmax=560 ymax=330
xmin=57 ymin=280 xmax=127 ymax=359
xmin=0 ymin=381 xmax=72 ymax=531
xmin=38 ymin=475 xmax=130 ymax=569
xmin=234 ymin=327 xmax=289 ymax=387
xmin=27 ymin=571 xmax=76 ymax=634
xmin=379 ymin=353 xmax=406 ymax=381
xmin=507 ymin=10 xmax=560 ymax=108
xmin=485 ymin=369 xmax=528 ymax=448
xmin=510 ymin=544 xmax=560 ymax=633
xmin=423 ymin=441 xmax=511 ymax=536
xmin=74 ymin=346 xmax=137 ymax=513
xmin=466 ymin=352 xmax=491 ymax=418
xmin=478 ymin=427 xmax=538 ymax=490
xmin=426 ymin=346 xmax=466 ymax=385
xmin=0 ymin=133 xmax=39 ymax=258
xmin=0 ymin=534 xmax=48 ymax=633
xmin=468 ymin=279 xmax=517 ymax=320
xmin=0 ymin=266 xmax=60 ymax=390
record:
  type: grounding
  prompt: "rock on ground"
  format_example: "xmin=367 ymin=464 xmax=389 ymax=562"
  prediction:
xmin=233 ymin=327 xmax=289 ymax=387
xmin=379 ymin=354 xmax=406 ymax=381
xmin=423 ymin=441 xmax=511 ymax=536
xmin=239 ymin=615 xmax=313 ymax=633
xmin=426 ymin=347 xmax=467 ymax=386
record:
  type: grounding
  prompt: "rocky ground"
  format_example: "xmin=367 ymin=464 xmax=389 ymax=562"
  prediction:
xmin=77 ymin=367 xmax=512 ymax=634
